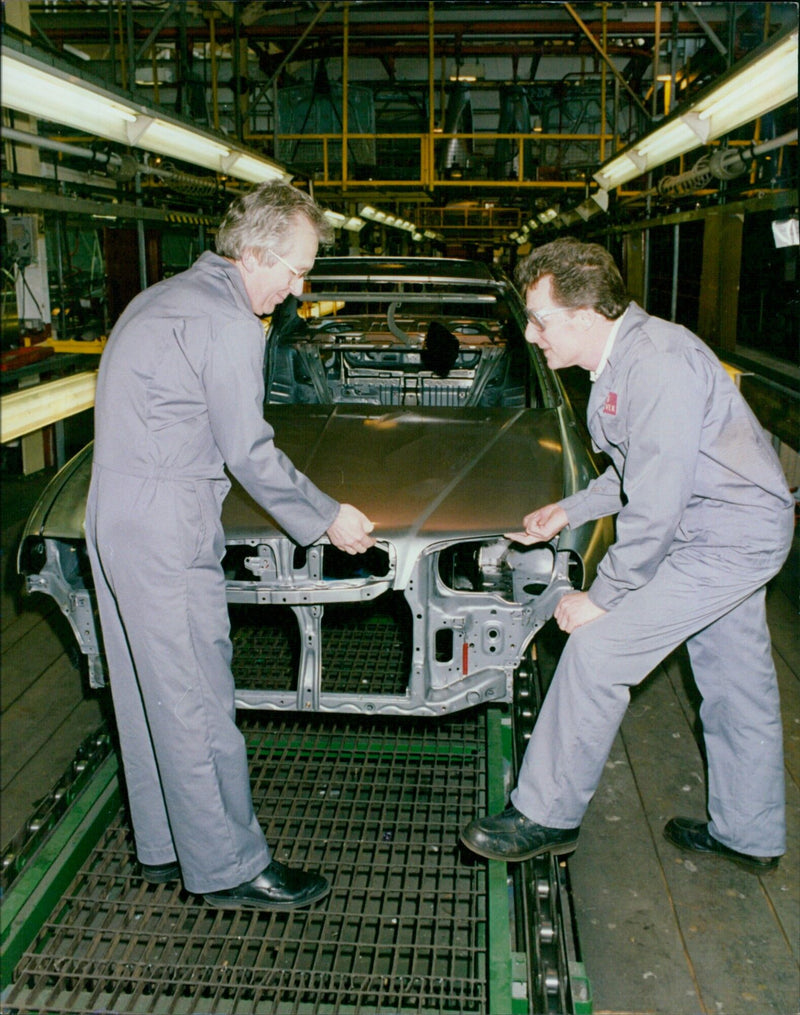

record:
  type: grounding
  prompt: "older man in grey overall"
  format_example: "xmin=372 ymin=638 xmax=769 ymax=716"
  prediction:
xmin=85 ymin=182 xmax=375 ymax=909
xmin=461 ymin=237 xmax=794 ymax=874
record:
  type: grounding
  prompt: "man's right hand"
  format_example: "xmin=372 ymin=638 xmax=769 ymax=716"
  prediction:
xmin=327 ymin=503 xmax=376 ymax=555
xmin=505 ymin=502 xmax=568 ymax=545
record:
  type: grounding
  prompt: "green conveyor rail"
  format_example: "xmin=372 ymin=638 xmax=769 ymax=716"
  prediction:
xmin=1 ymin=707 xmax=588 ymax=1013
xmin=485 ymin=709 xmax=530 ymax=1015
xmin=0 ymin=752 xmax=121 ymax=987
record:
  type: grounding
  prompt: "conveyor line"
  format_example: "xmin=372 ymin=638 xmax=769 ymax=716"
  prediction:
xmin=2 ymin=617 xmax=590 ymax=1014
xmin=2 ymin=711 xmax=530 ymax=1014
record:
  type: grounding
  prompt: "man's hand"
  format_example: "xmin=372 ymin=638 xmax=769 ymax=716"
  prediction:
xmin=506 ymin=503 xmax=569 ymax=545
xmin=327 ymin=503 xmax=376 ymax=555
xmin=554 ymin=591 xmax=606 ymax=633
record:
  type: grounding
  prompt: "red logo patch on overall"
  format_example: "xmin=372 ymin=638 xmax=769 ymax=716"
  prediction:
xmin=603 ymin=391 xmax=618 ymax=415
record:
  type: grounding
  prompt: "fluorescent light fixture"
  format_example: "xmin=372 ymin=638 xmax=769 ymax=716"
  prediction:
xmin=557 ymin=209 xmax=581 ymax=227
xmin=2 ymin=43 xmax=289 ymax=184
xmin=574 ymin=190 xmax=610 ymax=221
xmin=221 ymin=152 xmax=285 ymax=184
xmin=2 ymin=55 xmax=138 ymax=139
xmin=322 ymin=209 xmax=365 ymax=233
xmin=359 ymin=204 xmax=436 ymax=238
xmin=511 ymin=224 xmax=532 ymax=246
xmin=594 ymin=25 xmax=798 ymax=192
xmin=324 ymin=210 xmax=347 ymax=228
xmin=450 ymin=62 xmax=484 ymax=82
xmin=63 ymin=44 xmax=90 ymax=62
xmin=365 ymin=207 xmax=382 ymax=220
xmin=128 ymin=116 xmax=232 ymax=165
xmin=772 ymin=218 xmax=799 ymax=247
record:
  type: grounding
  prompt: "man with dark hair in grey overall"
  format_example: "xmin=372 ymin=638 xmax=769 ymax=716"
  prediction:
xmin=461 ymin=237 xmax=793 ymax=874
xmin=86 ymin=182 xmax=375 ymax=910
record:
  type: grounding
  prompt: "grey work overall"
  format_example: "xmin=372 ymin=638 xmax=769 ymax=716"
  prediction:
xmin=512 ymin=303 xmax=794 ymax=856
xmin=85 ymin=252 xmax=338 ymax=894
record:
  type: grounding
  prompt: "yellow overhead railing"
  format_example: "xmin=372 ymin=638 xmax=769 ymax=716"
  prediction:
xmin=249 ymin=130 xmax=613 ymax=189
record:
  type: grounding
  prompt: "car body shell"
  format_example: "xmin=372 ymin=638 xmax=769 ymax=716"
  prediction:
xmin=18 ymin=257 xmax=613 ymax=716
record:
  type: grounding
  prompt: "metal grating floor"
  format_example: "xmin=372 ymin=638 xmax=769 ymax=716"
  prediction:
xmin=4 ymin=712 xmax=493 ymax=1015
xmin=230 ymin=596 xmax=413 ymax=696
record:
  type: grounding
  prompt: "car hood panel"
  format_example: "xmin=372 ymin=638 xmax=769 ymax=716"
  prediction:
xmin=224 ymin=404 xmax=565 ymax=540
xmin=24 ymin=406 xmax=566 ymax=543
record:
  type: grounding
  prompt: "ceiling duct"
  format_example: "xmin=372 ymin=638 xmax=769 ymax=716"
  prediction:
xmin=441 ymin=82 xmax=473 ymax=178
xmin=276 ymin=63 xmax=375 ymax=176
xmin=494 ymin=85 xmax=531 ymax=179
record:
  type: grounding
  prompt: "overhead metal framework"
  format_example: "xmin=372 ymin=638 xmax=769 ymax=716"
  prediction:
xmin=2 ymin=2 xmax=797 ymax=251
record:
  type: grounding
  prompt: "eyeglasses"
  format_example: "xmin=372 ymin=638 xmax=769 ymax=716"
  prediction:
xmin=268 ymin=248 xmax=307 ymax=281
xmin=525 ymin=306 xmax=572 ymax=330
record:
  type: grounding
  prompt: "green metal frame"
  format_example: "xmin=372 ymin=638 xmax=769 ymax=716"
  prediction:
xmin=1 ymin=709 xmax=591 ymax=1014
xmin=0 ymin=752 xmax=120 ymax=987
xmin=485 ymin=708 xmax=530 ymax=1015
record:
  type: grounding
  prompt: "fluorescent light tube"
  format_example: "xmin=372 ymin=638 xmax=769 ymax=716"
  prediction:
xmin=222 ymin=152 xmax=286 ymax=183
xmin=2 ymin=57 xmax=138 ymax=141
xmin=593 ymin=26 xmax=797 ymax=192
xmin=2 ymin=44 xmax=289 ymax=185
xmin=128 ymin=117 xmax=232 ymax=165
xmin=324 ymin=210 xmax=347 ymax=227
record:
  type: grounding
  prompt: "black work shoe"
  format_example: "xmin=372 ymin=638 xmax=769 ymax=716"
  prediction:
xmin=141 ymin=860 xmax=181 ymax=884
xmin=663 ymin=817 xmax=780 ymax=874
xmin=460 ymin=804 xmax=580 ymax=861
xmin=204 ymin=859 xmax=331 ymax=911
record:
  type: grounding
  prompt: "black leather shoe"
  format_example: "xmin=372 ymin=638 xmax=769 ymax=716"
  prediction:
xmin=663 ymin=817 xmax=780 ymax=874
xmin=141 ymin=861 xmax=181 ymax=884
xmin=204 ymin=859 xmax=331 ymax=911
xmin=460 ymin=804 xmax=580 ymax=861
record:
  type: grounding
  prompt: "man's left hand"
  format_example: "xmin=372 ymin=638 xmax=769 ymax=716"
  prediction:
xmin=554 ymin=592 xmax=606 ymax=633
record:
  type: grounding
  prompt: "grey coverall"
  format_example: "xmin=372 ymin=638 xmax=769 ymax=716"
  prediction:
xmin=512 ymin=302 xmax=794 ymax=856
xmin=85 ymin=251 xmax=339 ymax=894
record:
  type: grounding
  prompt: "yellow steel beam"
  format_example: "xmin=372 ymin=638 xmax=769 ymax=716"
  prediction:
xmin=342 ymin=2 xmax=349 ymax=186
xmin=1 ymin=371 xmax=97 ymax=443
xmin=41 ymin=338 xmax=107 ymax=355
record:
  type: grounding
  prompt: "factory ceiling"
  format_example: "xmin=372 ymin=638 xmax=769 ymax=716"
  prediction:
xmin=3 ymin=1 xmax=798 ymax=251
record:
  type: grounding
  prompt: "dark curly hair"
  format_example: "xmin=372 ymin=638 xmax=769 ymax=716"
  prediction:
xmin=515 ymin=237 xmax=629 ymax=320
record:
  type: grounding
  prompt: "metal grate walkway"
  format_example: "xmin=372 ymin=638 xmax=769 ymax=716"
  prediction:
xmin=230 ymin=597 xmax=413 ymax=696
xmin=4 ymin=712 xmax=498 ymax=1015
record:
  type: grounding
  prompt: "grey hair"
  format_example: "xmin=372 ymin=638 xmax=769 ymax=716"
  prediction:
xmin=215 ymin=181 xmax=334 ymax=262
xmin=516 ymin=236 xmax=629 ymax=320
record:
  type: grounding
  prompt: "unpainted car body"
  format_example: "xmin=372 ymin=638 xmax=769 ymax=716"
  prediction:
xmin=18 ymin=257 xmax=612 ymax=716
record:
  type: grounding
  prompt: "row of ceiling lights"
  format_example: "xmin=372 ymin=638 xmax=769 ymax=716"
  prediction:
xmin=2 ymin=24 xmax=797 ymax=252
xmin=508 ymin=24 xmax=797 ymax=247
xmin=322 ymin=207 xmax=443 ymax=243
